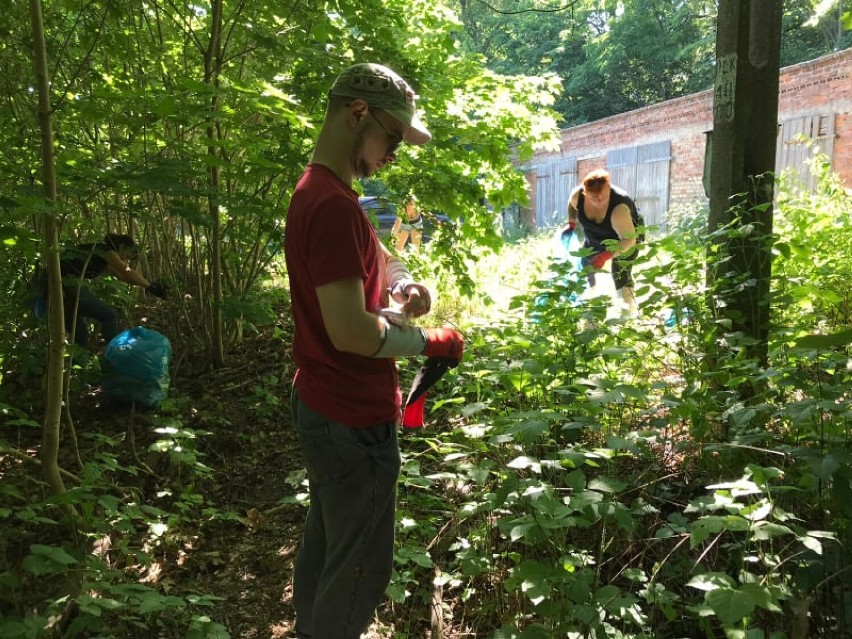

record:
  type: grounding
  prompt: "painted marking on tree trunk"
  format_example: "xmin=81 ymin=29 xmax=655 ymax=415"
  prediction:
xmin=714 ymin=54 xmax=737 ymax=123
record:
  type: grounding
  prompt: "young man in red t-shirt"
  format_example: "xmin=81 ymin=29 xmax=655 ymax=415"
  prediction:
xmin=284 ymin=63 xmax=464 ymax=639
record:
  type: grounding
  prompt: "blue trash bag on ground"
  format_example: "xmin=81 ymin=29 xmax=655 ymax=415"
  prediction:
xmin=102 ymin=326 xmax=171 ymax=408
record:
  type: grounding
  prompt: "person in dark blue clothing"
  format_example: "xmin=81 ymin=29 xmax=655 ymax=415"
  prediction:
xmin=52 ymin=234 xmax=167 ymax=348
xmin=563 ymin=169 xmax=641 ymax=314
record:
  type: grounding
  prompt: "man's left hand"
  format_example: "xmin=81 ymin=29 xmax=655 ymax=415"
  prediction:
xmin=391 ymin=281 xmax=431 ymax=317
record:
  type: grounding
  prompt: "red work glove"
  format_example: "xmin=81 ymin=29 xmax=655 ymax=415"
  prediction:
xmin=590 ymin=251 xmax=613 ymax=270
xmin=422 ymin=328 xmax=464 ymax=363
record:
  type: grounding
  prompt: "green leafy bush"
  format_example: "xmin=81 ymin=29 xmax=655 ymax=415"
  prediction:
xmin=384 ymin=166 xmax=852 ymax=638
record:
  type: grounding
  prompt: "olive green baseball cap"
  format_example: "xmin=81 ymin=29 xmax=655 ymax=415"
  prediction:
xmin=329 ymin=63 xmax=431 ymax=145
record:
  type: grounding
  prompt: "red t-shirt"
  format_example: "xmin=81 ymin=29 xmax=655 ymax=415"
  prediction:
xmin=284 ymin=164 xmax=400 ymax=427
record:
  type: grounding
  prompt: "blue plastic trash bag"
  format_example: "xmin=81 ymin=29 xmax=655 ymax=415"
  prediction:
xmin=552 ymin=226 xmax=583 ymax=272
xmin=665 ymin=307 xmax=691 ymax=328
xmin=102 ymin=326 xmax=171 ymax=408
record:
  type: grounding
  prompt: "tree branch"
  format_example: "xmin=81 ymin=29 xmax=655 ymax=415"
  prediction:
xmin=474 ymin=0 xmax=582 ymax=15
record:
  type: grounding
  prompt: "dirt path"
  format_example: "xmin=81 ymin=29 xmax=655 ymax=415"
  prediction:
xmin=160 ymin=333 xmax=307 ymax=637
xmin=1 ymin=326 xmax=433 ymax=638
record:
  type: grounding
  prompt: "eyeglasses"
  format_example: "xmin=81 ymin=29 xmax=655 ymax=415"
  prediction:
xmin=369 ymin=110 xmax=403 ymax=157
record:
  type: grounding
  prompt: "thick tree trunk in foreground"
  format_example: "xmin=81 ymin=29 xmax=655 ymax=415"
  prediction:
xmin=708 ymin=1 xmax=782 ymax=370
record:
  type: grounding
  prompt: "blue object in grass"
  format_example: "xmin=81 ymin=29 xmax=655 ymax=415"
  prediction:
xmin=102 ymin=326 xmax=171 ymax=408
xmin=665 ymin=308 xmax=691 ymax=328
xmin=551 ymin=226 xmax=582 ymax=302
xmin=556 ymin=227 xmax=583 ymax=273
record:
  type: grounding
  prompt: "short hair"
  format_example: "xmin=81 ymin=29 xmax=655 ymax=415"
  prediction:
xmin=327 ymin=96 xmax=353 ymax=115
xmin=104 ymin=233 xmax=136 ymax=252
xmin=582 ymin=169 xmax=611 ymax=194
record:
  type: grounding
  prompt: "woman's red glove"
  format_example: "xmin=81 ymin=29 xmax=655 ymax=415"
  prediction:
xmin=590 ymin=251 xmax=613 ymax=269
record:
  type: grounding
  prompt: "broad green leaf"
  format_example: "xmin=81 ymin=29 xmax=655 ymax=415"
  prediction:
xmin=750 ymin=521 xmax=793 ymax=540
xmin=509 ymin=522 xmax=535 ymax=542
xmin=396 ymin=547 xmax=433 ymax=568
xmin=738 ymin=583 xmax=783 ymax=612
xmin=690 ymin=515 xmax=751 ymax=546
xmin=745 ymin=464 xmax=784 ymax=486
xmin=22 ymin=554 xmax=51 ymax=576
xmin=741 ymin=500 xmax=772 ymax=522
xmin=461 ymin=402 xmax=488 ymax=417
xmin=595 ymin=584 xmax=621 ymax=602
xmin=567 ymin=490 xmax=604 ymax=511
xmin=706 ymin=587 xmax=755 ymax=625
xmin=706 ymin=480 xmax=762 ymax=497
xmin=507 ymin=456 xmax=541 ymax=473
xmin=686 ymin=572 xmax=736 ymax=592
xmin=565 ymin=469 xmax=586 ymax=491
xmin=588 ymin=476 xmax=628 ymax=493
xmin=605 ymin=435 xmax=642 ymax=453
xmin=506 ymin=419 xmax=550 ymax=442
xmin=139 ymin=593 xmax=171 ymax=615
xmin=30 ymin=544 xmax=78 ymax=566
xmin=800 ymin=534 xmax=823 ymax=555
xmin=793 ymin=328 xmax=852 ymax=349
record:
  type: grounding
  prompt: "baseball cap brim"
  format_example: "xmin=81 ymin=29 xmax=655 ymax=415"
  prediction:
xmin=385 ymin=108 xmax=431 ymax=145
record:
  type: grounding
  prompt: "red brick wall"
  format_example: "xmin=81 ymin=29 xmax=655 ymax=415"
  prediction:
xmin=836 ymin=113 xmax=852 ymax=181
xmin=524 ymin=48 xmax=852 ymax=225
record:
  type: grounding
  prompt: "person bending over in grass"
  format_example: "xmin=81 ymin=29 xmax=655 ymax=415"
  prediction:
xmin=563 ymin=169 xmax=642 ymax=315
xmin=36 ymin=233 xmax=168 ymax=348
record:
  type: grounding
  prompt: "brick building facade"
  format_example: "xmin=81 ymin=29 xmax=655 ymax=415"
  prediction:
xmin=522 ymin=48 xmax=852 ymax=233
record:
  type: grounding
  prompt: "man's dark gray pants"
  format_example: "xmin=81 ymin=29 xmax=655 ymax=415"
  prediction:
xmin=290 ymin=390 xmax=401 ymax=639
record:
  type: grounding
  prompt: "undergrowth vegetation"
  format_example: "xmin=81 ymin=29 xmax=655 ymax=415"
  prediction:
xmin=382 ymin=169 xmax=852 ymax=638
xmin=1 ymin=167 xmax=850 ymax=638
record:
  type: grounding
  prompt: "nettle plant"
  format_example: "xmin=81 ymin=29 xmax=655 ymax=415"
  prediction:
xmin=387 ymin=174 xmax=850 ymax=638
xmin=0 ymin=411 xmax=235 ymax=639
xmin=681 ymin=464 xmax=833 ymax=636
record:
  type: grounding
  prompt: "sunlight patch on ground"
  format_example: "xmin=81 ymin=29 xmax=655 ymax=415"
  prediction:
xmin=266 ymin=621 xmax=294 ymax=638
xmin=139 ymin=560 xmax=163 ymax=583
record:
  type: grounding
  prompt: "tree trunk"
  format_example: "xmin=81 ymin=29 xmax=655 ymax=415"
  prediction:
xmin=205 ymin=0 xmax=225 ymax=368
xmin=707 ymin=0 xmax=782 ymax=371
xmin=29 ymin=0 xmax=67 ymax=499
